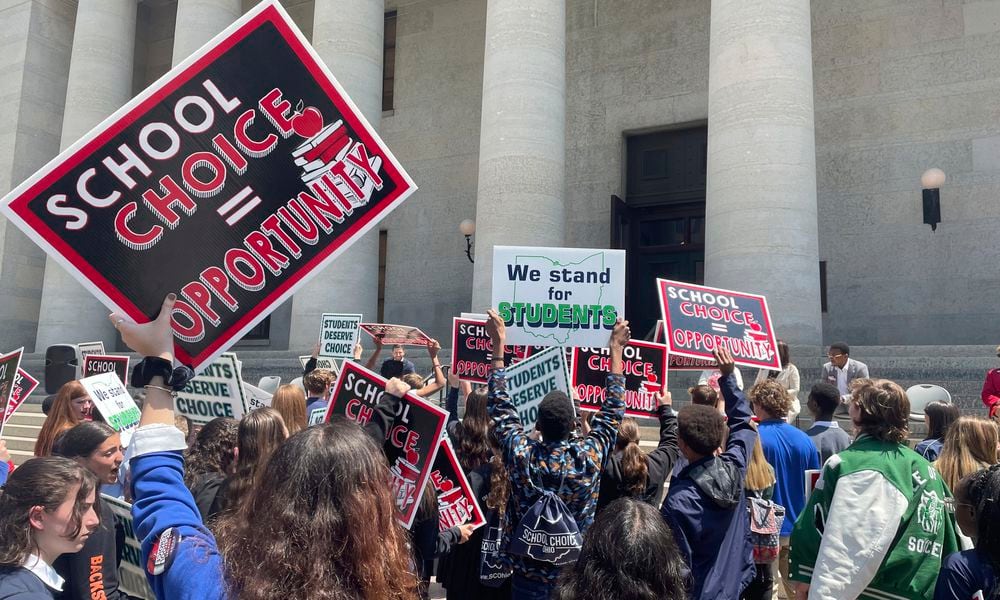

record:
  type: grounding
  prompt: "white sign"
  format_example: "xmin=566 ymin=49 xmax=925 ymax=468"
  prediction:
xmin=77 ymin=341 xmax=106 ymax=359
xmin=505 ymin=346 xmax=572 ymax=426
xmin=175 ymin=352 xmax=246 ymax=425
xmin=79 ymin=372 xmax=140 ymax=446
xmin=243 ymin=383 xmax=274 ymax=412
xmin=319 ymin=313 xmax=362 ymax=359
xmin=102 ymin=494 xmax=155 ymax=599
xmin=491 ymin=246 xmax=625 ymax=347
xmin=298 ymin=355 xmax=341 ymax=374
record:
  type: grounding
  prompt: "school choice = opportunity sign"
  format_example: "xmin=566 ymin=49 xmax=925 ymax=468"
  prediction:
xmin=492 ymin=246 xmax=626 ymax=347
xmin=0 ymin=0 xmax=416 ymax=372
xmin=572 ymin=341 xmax=668 ymax=418
xmin=657 ymin=279 xmax=780 ymax=371
xmin=324 ymin=360 xmax=448 ymax=528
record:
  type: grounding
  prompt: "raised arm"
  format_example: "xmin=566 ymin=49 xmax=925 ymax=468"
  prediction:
xmin=415 ymin=339 xmax=446 ymax=397
xmin=365 ymin=335 xmax=384 ymax=370
xmin=108 ymin=294 xmax=224 ymax=599
xmin=484 ymin=309 xmax=531 ymax=462
xmin=583 ymin=320 xmax=629 ymax=458
xmin=364 ymin=378 xmax=409 ymax=444
xmin=714 ymin=347 xmax=756 ymax=470
xmin=646 ymin=391 xmax=678 ymax=478
xmin=302 ymin=342 xmax=320 ymax=377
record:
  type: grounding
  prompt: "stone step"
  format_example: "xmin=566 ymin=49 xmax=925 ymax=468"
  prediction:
xmin=2 ymin=423 xmax=42 ymax=439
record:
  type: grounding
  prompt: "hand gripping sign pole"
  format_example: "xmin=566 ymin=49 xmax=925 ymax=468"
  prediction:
xmin=0 ymin=0 xmax=416 ymax=372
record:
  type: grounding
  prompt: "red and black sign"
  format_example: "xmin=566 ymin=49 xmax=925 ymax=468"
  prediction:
xmin=0 ymin=1 xmax=416 ymax=371
xmin=360 ymin=323 xmax=432 ymax=347
xmin=657 ymin=279 xmax=780 ymax=371
xmin=0 ymin=349 xmax=24 ymax=434
xmin=83 ymin=354 xmax=131 ymax=386
xmin=431 ymin=438 xmax=486 ymax=532
xmin=571 ymin=340 xmax=668 ymax=418
xmin=325 ymin=360 xmax=447 ymax=528
xmin=450 ymin=317 xmax=534 ymax=383
xmin=4 ymin=369 xmax=39 ymax=431
xmin=653 ymin=320 xmax=716 ymax=371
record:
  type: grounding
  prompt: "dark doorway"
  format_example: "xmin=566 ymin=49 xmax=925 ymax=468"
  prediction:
xmin=615 ymin=126 xmax=707 ymax=338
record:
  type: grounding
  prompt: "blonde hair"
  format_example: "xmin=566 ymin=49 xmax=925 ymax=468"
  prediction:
xmin=744 ymin=421 xmax=776 ymax=492
xmin=271 ymin=385 xmax=307 ymax=435
xmin=935 ymin=417 xmax=1000 ymax=492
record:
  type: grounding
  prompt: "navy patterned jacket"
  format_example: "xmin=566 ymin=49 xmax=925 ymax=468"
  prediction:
xmin=488 ymin=367 xmax=625 ymax=583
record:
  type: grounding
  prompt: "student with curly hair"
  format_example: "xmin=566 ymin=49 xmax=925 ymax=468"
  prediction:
xmin=183 ymin=417 xmax=238 ymax=522
xmin=0 ymin=457 xmax=100 ymax=599
xmin=750 ymin=379 xmax=819 ymax=599
xmin=935 ymin=465 xmax=1000 ymax=599
xmin=556 ymin=498 xmax=686 ymax=600
xmin=790 ymin=379 xmax=960 ymax=599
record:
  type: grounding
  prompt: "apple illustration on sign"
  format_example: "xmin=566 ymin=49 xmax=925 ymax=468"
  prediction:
xmin=291 ymin=103 xmax=324 ymax=138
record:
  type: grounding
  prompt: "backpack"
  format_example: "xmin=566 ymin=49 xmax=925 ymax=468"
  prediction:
xmin=508 ymin=459 xmax=583 ymax=566
xmin=747 ymin=492 xmax=785 ymax=564
xmin=478 ymin=508 xmax=513 ymax=587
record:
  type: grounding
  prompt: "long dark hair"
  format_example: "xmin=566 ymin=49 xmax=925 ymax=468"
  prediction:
xmin=221 ymin=408 xmax=287 ymax=513
xmin=183 ymin=417 xmax=238 ymax=487
xmin=616 ymin=418 xmax=648 ymax=496
xmin=53 ymin=421 xmax=117 ymax=460
xmin=214 ymin=419 xmax=419 ymax=600
xmin=34 ymin=381 xmax=88 ymax=457
xmin=454 ymin=389 xmax=492 ymax=471
xmin=556 ymin=497 xmax=687 ymax=600
xmin=964 ymin=465 xmax=1000 ymax=599
xmin=924 ymin=401 xmax=959 ymax=441
xmin=0 ymin=457 xmax=98 ymax=565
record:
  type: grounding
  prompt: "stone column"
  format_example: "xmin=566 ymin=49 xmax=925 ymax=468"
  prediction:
xmin=470 ymin=0 xmax=566 ymax=311
xmin=35 ymin=0 xmax=137 ymax=351
xmin=704 ymin=0 xmax=822 ymax=344
xmin=0 ymin=1 xmax=75 ymax=351
xmin=172 ymin=0 xmax=242 ymax=65
xmin=288 ymin=0 xmax=384 ymax=345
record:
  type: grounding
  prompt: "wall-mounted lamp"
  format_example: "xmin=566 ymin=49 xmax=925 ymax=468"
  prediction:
xmin=459 ymin=219 xmax=476 ymax=263
xmin=920 ymin=168 xmax=946 ymax=232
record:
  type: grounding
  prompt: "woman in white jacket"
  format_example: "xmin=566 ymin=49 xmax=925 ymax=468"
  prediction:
xmin=754 ymin=340 xmax=800 ymax=423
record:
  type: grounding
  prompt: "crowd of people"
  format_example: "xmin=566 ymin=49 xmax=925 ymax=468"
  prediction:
xmin=1 ymin=295 xmax=1000 ymax=600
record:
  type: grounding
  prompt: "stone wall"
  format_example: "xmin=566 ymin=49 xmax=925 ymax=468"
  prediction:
xmin=813 ymin=0 xmax=1000 ymax=344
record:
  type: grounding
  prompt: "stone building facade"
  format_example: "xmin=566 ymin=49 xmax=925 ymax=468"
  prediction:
xmin=2 ymin=0 xmax=999 ymax=355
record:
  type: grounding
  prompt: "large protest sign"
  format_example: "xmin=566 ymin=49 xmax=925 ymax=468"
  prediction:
xmin=450 ymin=317 xmax=532 ymax=383
xmin=431 ymin=438 xmax=486 ymax=532
xmin=0 ymin=1 xmax=416 ymax=372
xmin=102 ymin=495 xmax=155 ymax=599
xmin=657 ymin=279 xmax=780 ymax=371
xmin=325 ymin=360 xmax=447 ymax=527
xmin=1 ymin=368 xmax=40 ymax=436
xmin=572 ymin=340 xmax=667 ymax=418
xmin=319 ymin=313 xmax=361 ymax=358
xmin=491 ymin=246 xmax=625 ymax=347
xmin=83 ymin=354 xmax=131 ymax=386
xmin=360 ymin=323 xmax=432 ymax=346
xmin=175 ymin=352 xmax=246 ymax=425
xmin=80 ymin=372 xmax=141 ymax=445
xmin=0 ymin=349 xmax=24 ymax=436
xmin=653 ymin=320 xmax=716 ymax=370
xmin=505 ymin=346 xmax=572 ymax=426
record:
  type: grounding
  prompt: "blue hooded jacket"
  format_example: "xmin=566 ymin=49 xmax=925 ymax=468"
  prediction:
xmin=661 ymin=373 xmax=756 ymax=600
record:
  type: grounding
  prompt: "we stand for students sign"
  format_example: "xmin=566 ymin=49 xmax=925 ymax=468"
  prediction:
xmin=491 ymin=246 xmax=625 ymax=347
xmin=0 ymin=1 xmax=416 ymax=372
